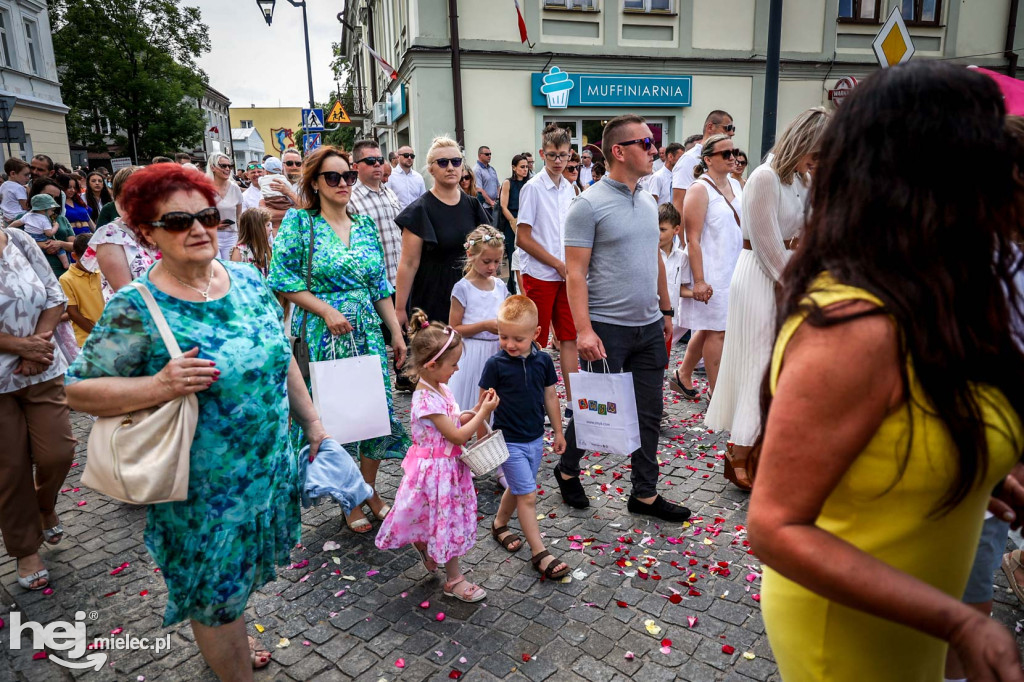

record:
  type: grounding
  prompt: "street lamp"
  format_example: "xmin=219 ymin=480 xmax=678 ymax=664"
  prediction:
xmin=256 ymin=0 xmax=315 ymax=111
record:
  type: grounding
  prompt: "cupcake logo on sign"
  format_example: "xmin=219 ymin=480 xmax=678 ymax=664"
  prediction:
xmin=541 ymin=66 xmax=574 ymax=109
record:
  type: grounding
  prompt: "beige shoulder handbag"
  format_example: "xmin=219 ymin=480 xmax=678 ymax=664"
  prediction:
xmin=82 ymin=281 xmax=198 ymax=504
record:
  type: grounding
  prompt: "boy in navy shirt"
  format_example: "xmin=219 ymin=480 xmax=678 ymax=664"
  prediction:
xmin=479 ymin=296 xmax=569 ymax=580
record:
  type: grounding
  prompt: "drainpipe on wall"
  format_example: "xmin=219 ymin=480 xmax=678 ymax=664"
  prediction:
xmin=449 ymin=0 xmax=465 ymax=147
xmin=366 ymin=1 xmax=379 ymax=105
xmin=760 ymin=0 xmax=783 ymax=159
xmin=1006 ymin=0 xmax=1019 ymax=78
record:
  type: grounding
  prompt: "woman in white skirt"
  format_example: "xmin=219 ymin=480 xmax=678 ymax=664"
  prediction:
xmin=671 ymin=134 xmax=743 ymax=398
xmin=704 ymin=107 xmax=830 ymax=490
xmin=448 ymin=226 xmax=509 ymax=412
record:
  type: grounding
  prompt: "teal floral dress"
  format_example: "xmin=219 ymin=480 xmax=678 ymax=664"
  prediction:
xmin=66 ymin=262 xmax=300 ymax=627
xmin=268 ymin=208 xmax=410 ymax=459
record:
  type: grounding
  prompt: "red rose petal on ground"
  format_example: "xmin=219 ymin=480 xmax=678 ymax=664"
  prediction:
xmin=616 ymin=601 xmax=628 ymax=608
xmin=449 ymin=671 xmax=462 ymax=679
xmin=32 ymin=652 xmax=47 ymax=660
xmin=722 ymin=645 xmax=736 ymax=655
xmin=661 ymin=638 xmax=672 ymax=647
xmin=522 ymin=653 xmax=531 ymax=662
xmin=688 ymin=588 xmax=702 ymax=596
xmin=668 ymin=593 xmax=682 ymax=604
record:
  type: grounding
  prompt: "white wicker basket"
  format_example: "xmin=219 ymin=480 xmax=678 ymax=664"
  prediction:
xmin=458 ymin=411 xmax=510 ymax=476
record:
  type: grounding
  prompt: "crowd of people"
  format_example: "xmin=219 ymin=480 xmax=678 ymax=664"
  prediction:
xmin=6 ymin=60 xmax=1024 ymax=680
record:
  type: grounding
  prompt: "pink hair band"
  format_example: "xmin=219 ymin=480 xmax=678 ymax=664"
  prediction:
xmin=428 ymin=328 xmax=457 ymax=365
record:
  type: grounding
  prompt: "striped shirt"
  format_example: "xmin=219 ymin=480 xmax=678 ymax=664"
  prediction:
xmin=350 ymin=181 xmax=402 ymax=286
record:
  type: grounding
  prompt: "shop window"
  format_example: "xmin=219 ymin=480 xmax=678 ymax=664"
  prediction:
xmin=23 ymin=18 xmax=39 ymax=75
xmin=0 ymin=11 xmax=12 ymax=68
xmin=623 ymin=0 xmax=674 ymax=13
xmin=544 ymin=0 xmax=599 ymax=11
xmin=838 ymin=0 xmax=880 ymax=22
xmin=900 ymin=0 xmax=940 ymax=25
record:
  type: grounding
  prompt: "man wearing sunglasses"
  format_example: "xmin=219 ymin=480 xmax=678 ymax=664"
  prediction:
xmin=388 ymin=145 xmax=425 ymax=211
xmin=241 ymin=162 xmax=265 ymax=211
xmin=671 ymin=109 xmax=735 ymax=218
xmin=557 ymin=114 xmax=691 ymax=524
xmin=473 ymin=146 xmax=499 ymax=219
xmin=281 ymin=147 xmax=304 ymax=188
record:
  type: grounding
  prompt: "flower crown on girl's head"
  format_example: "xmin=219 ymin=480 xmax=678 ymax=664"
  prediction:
xmin=464 ymin=233 xmax=505 ymax=250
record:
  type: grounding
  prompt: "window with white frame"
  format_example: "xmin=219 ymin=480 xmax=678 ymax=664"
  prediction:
xmin=0 ymin=11 xmax=12 ymax=68
xmin=241 ymin=120 xmax=253 ymax=129
xmin=23 ymin=18 xmax=39 ymax=75
xmin=623 ymin=0 xmax=673 ymax=12
xmin=544 ymin=0 xmax=598 ymax=11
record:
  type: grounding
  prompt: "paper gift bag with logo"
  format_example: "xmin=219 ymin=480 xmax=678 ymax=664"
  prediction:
xmin=568 ymin=361 xmax=641 ymax=456
xmin=309 ymin=335 xmax=391 ymax=445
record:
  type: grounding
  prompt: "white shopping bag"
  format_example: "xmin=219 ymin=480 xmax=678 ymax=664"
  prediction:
xmin=568 ymin=362 xmax=641 ymax=456
xmin=309 ymin=335 xmax=391 ymax=445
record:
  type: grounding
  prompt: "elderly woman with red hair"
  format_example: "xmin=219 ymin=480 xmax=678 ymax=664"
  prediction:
xmin=65 ymin=163 xmax=328 ymax=678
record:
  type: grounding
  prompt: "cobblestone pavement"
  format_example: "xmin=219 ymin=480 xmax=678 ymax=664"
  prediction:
xmin=2 ymin=345 xmax=1024 ymax=681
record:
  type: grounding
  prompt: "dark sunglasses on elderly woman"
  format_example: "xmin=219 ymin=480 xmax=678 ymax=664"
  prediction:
xmin=141 ymin=207 xmax=221 ymax=231
xmin=318 ymin=170 xmax=360 ymax=187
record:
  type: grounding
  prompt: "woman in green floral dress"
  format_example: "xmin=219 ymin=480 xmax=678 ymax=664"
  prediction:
xmin=66 ymin=164 xmax=329 ymax=678
xmin=268 ymin=146 xmax=410 ymax=534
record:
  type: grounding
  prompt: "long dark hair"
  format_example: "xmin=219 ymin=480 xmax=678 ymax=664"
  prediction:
xmin=85 ymin=171 xmax=112 ymax=217
xmin=768 ymin=61 xmax=1024 ymax=513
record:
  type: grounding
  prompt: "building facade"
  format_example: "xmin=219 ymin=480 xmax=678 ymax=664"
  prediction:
xmin=231 ymin=127 xmax=266 ymax=168
xmin=342 ymin=0 xmax=1021 ymax=178
xmin=0 ymin=0 xmax=71 ymax=166
xmin=192 ymin=85 xmax=232 ymax=161
xmin=229 ymin=106 xmax=303 ymax=159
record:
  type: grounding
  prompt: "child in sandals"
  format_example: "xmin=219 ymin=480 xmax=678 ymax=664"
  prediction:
xmin=479 ymin=296 xmax=570 ymax=580
xmin=375 ymin=309 xmax=500 ymax=602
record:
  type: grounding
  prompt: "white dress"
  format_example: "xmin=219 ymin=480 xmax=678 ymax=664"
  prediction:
xmin=705 ymin=164 xmax=809 ymax=445
xmin=447 ymin=276 xmax=508 ymax=412
xmin=678 ymin=175 xmax=743 ymax=332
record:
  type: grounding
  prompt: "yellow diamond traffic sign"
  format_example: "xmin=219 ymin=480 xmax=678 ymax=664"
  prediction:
xmin=327 ymin=101 xmax=350 ymax=124
xmin=872 ymin=6 xmax=915 ymax=69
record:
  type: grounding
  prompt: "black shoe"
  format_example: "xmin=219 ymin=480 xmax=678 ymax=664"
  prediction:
xmin=394 ymin=374 xmax=415 ymax=392
xmin=627 ymin=494 xmax=691 ymax=522
xmin=554 ymin=465 xmax=590 ymax=509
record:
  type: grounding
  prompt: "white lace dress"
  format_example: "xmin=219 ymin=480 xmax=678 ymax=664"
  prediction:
xmin=705 ymin=164 xmax=809 ymax=445
xmin=678 ymin=175 xmax=743 ymax=332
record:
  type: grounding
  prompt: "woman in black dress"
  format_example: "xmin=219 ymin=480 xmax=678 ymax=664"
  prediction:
xmin=395 ymin=136 xmax=489 ymax=328
xmin=496 ymin=154 xmax=530 ymax=294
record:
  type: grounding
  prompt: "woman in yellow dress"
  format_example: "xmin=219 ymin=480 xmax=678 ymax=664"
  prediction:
xmin=748 ymin=61 xmax=1024 ymax=682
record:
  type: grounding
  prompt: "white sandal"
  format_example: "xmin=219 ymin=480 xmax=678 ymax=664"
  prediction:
xmin=43 ymin=524 xmax=64 ymax=545
xmin=17 ymin=568 xmax=49 ymax=591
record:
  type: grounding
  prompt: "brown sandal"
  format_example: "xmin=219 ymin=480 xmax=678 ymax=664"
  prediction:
xmin=491 ymin=523 xmax=522 ymax=552
xmin=531 ymin=550 xmax=570 ymax=580
xmin=723 ymin=445 xmax=752 ymax=491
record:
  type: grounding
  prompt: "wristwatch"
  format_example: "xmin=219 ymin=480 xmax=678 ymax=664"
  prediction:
xmin=661 ymin=308 xmax=674 ymax=317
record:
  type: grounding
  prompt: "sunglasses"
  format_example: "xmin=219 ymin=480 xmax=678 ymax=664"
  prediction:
xmin=246 ymin=163 xmax=263 ymax=171
xmin=318 ymin=170 xmax=359 ymax=187
xmin=481 ymin=152 xmax=491 ymax=156
xmin=565 ymin=165 xmax=579 ymax=173
xmin=460 ymin=175 xmax=472 ymax=182
xmin=737 ymin=159 xmax=748 ymax=167
xmin=216 ymin=164 xmax=232 ymax=170
xmin=141 ymin=207 xmax=221 ymax=231
xmin=399 ymin=153 xmax=415 ymax=159
xmin=616 ymin=137 xmax=655 ymax=151
xmin=358 ymin=156 xmax=385 ymax=166
xmin=723 ymin=124 xmax=736 ymax=133
xmin=283 ymin=160 xmax=302 ymax=167
xmin=708 ymin=149 xmax=738 ymax=160
xmin=433 ymin=158 xmax=464 ymax=169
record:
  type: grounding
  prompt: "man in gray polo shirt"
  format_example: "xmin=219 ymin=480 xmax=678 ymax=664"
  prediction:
xmin=554 ymin=114 xmax=691 ymax=523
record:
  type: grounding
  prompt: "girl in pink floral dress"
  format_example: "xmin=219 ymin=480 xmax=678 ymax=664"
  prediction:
xmin=375 ymin=310 xmax=499 ymax=602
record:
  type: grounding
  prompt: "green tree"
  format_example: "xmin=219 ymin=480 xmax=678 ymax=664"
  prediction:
xmin=50 ymin=0 xmax=211 ymax=164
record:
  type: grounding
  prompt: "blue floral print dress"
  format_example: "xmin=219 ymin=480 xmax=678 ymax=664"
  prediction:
xmin=268 ymin=208 xmax=410 ymax=459
xmin=67 ymin=262 xmax=300 ymax=627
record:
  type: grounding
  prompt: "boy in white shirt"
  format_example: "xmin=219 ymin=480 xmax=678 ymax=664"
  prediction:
xmin=515 ymin=123 xmax=579 ymax=404
xmin=658 ymin=203 xmax=692 ymax=352
xmin=0 ymin=158 xmax=30 ymax=223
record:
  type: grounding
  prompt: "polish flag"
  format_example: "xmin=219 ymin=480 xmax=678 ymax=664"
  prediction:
xmin=514 ymin=0 xmax=530 ymax=45
xmin=363 ymin=42 xmax=398 ymax=81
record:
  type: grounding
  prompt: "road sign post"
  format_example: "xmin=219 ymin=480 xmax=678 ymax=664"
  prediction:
xmin=0 ymin=96 xmax=17 ymax=160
